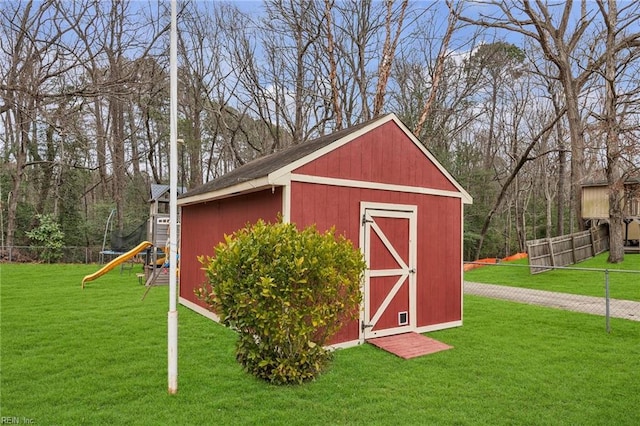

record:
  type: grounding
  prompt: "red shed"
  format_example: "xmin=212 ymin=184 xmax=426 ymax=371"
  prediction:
xmin=178 ymin=113 xmax=472 ymax=348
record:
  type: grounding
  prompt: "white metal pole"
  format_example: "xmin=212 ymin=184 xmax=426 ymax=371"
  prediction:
xmin=168 ymin=0 xmax=178 ymax=395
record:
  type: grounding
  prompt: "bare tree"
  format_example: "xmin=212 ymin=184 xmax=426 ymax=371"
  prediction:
xmin=323 ymin=0 xmax=342 ymax=129
xmin=65 ymin=0 xmax=168 ymax=229
xmin=474 ymin=108 xmax=566 ymax=258
xmin=593 ymin=0 xmax=640 ymax=262
xmin=389 ymin=2 xmax=485 ymax=151
xmin=0 ymin=0 xmax=78 ymax=247
xmin=413 ymin=0 xmax=459 ymax=137
xmin=372 ymin=0 xmax=408 ymax=118
xmin=260 ymin=0 xmax=325 ymax=144
xmin=467 ymin=42 xmax=525 ymax=170
xmin=458 ymin=0 xmax=637 ymax=232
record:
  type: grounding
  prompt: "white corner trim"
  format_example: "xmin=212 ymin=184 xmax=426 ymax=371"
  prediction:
xmin=460 ymin=202 xmax=465 ymax=324
xmin=269 ymin=172 xmax=291 ymax=186
xmin=292 ymin=173 xmax=465 ymax=200
xmin=281 ymin=183 xmax=291 ymax=223
xmin=179 ymin=297 xmax=220 ymax=322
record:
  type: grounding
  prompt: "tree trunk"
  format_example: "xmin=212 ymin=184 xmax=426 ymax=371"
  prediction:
xmin=608 ymin=176 xmax=625 ymax=263
xmin=110 ymin=94 xmax=126 ymax=232
xmin=94 ymin=98 xmax=108 ymax=189
xmin=556 ymin=145 xmax=566 ymax=236
xmin=544 ymin=163 xmax=553 ymax=239
xmin=372 ymin=0 xmax=408 ymax=118
xmin=128 ymin=102 xmax=141 ymax=178
xmin=190 ymin=111 xmax=203 ymax=187
xmin=323 ymin=0 xmax=342 ymax=129
xmin=601 ymin=0 xmax=625 ymax=263
xmin=5 ymin=107 xmax=30 ymax=248
xmin=414 ymin=2 xmax=457 ymax=138
xmin=561 ymin=69 xmax=586 ymax=233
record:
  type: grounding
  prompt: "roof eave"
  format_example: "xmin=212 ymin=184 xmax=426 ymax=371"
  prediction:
xmin=177 ymin=176 xmax=276 ymax=206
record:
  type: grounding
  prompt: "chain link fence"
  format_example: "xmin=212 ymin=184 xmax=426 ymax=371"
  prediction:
xmin=464 ymin=262 xmax=640 ymax=333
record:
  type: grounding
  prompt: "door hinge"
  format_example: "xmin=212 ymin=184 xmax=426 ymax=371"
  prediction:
xmin=362 ymin=214 xmax=374 ymax=226
xmin=361 ymin=321 xmax=374 ymax=332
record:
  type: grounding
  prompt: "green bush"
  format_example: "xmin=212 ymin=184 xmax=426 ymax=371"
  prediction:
xmin=26 ymin=214 xmax=65 ymax=263
xmin=197 ymin=220 xmax=366 ymax=385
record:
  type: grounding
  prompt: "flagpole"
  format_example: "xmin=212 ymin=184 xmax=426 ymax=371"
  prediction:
xmin=168 ymin=0 xmax=178 ymax=395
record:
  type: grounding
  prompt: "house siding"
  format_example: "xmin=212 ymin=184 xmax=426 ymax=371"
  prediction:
xmin=290 ymin=182 xmax=462 ymax=343
xmin=294 ymin=121 xmax=458 ymax=192
xmin=179 ymin=188 xmax=282 ymax=310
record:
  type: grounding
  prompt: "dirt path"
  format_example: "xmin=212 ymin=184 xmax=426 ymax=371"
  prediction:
xmin=464 ymin=281 xmax=640 ymax=322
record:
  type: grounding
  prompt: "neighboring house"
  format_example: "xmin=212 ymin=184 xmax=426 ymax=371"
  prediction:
xmin=581 ymin=178 xmax=640 ymax=249
xmin=177 ymin=113 xmax=472 ymax=348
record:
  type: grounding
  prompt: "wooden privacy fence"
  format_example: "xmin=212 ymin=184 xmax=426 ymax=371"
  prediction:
xmin=526 ymin=226 xmax=609 ymax=274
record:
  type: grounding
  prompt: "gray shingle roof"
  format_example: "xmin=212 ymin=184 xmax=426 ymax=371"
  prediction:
xmin=180 ymin=116 xmax=388 ymax=200
xmin=150 ymin=183 xmax=187 ymax=202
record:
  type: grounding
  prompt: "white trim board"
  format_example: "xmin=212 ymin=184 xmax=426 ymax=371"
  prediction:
xmin=291 ymin=173 xmax=468 ymax=201
xmin=179 ymin=297 xmax=220 ymax=322
xmin=414 ymin=320 xmax=462 ymax=335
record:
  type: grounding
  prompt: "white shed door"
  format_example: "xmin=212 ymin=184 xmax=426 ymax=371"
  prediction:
xmin=360 ymin=203 xmax=417 ymax=339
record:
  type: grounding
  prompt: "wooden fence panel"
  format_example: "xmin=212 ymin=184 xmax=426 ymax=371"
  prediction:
xmin=525 ymin=226 xmax=609 ymax=274
xmin=525 ymin=237 xmax=554 ymax=273
xmin=594 ymin=226 xmax=610 ymax=254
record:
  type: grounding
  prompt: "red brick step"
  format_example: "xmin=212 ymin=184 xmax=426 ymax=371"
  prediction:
xmin=367 ymin=332 xmax=452 ymax=359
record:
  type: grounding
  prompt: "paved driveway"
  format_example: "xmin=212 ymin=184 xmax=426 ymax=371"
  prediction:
xmin=464 ymin=281 xmax=640 ymax=322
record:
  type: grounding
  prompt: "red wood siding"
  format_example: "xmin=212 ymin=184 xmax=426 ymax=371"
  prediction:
xmin=294 ymin=121 xmax=458 ymax=192
xmin=179 ymin=188 xmax=282 ymax=309
xmin=290 ymin=182 xmax=462 ymax=343
xmin=416 ymin=196 xmax=462 ymax=326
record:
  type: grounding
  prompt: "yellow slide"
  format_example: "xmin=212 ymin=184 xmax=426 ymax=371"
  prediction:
xmin=82 ymin=241 xmax=153 ymax=288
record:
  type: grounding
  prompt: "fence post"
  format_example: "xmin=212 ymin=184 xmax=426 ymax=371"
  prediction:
xmin=548 ymin=239 xmax=555 ymax=267
xmin=605 ymin=269 xmax=610 ymax=334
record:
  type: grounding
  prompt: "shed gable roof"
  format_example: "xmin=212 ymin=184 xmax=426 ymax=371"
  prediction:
xmin=179 ymin=113 xmax=472 ymax=205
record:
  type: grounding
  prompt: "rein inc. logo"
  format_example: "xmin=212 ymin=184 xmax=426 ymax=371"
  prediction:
xmin=1 ymin=418 xmax=35 ymax=425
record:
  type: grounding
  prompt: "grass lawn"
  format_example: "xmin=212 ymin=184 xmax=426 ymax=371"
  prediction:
xmin=1 ymin=263 xmax=639 ymax=425
xmin=465 ymin=252 xmax=640 ymax=301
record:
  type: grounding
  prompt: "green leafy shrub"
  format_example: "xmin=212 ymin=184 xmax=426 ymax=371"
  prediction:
xmin=26 ymin=214 xmax=65 ymax=263
xmin=197 ymin=220 xmax=366 ymax=385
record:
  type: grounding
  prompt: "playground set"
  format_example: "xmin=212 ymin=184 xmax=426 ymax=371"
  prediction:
xmin=81 ymin=184 xmax=183 ymax=294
